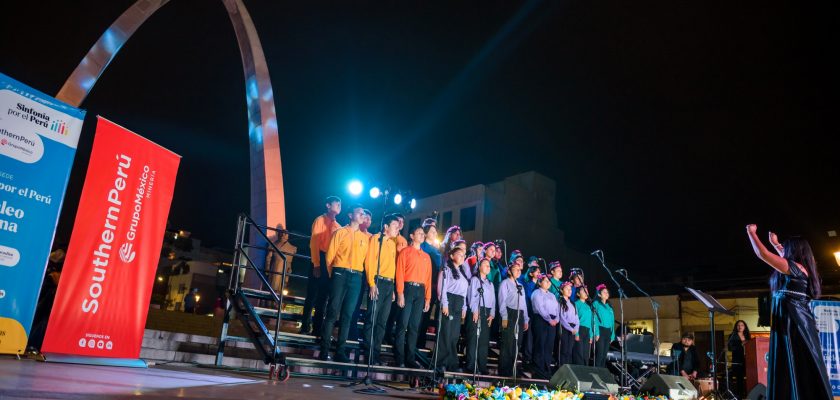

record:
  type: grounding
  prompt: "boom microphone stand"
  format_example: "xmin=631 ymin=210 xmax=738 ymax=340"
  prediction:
xmin=616 ymin=269 xmax=661 ymax=371
xmin=592 ymin=250 xmax=628 ymax=391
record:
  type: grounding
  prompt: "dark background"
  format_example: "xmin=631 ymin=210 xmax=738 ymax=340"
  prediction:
xmin=2 ymin=1 xmax=838 ymax=294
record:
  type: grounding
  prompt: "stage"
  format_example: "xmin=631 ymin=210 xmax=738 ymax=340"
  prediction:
xmin=0 ymin=358 xmax=437 ymax=399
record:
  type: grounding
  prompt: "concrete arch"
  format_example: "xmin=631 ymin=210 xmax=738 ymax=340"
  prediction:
xmin=56 ymin=0 xmax=285 ymax=236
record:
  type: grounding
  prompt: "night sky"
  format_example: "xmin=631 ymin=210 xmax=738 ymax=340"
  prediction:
xmin=2 ymin=1 xmax=838 ymax=293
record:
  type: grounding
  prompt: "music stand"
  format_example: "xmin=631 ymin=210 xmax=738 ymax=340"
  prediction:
xmin=685 ymin=287 xmax=734 ymax=398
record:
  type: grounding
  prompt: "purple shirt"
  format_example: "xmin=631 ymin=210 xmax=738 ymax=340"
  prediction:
xmin=498 ymin=277 xmax=529 ymax=324
xmin=559 ymin=297 xmax=579 ymax=332
xmin=530 ymin=289 xmax=560 ymax=324
xmin=438 ymin=266 xmax=469 ymax=312
xmin=467 ymin=275 xmax=496 ymax=316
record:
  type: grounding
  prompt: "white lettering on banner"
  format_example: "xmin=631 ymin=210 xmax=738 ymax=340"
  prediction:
xmin=81 ymin=154 xmax=132 ymax=314
xmin=0 ymin=200 xmax=24 ymax=233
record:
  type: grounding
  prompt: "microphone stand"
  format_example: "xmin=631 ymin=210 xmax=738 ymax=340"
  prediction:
xmin=431 ymin=262 xmax=447 ymax=381
xmin=346 ymin=191 xmax=399 ymax=394
xmin=618 ymin=270 xmax=661 ymax=371
xmin=592 ymin=250 xmax=628 ymax=392
xmin=512 ymin=282 xmax=523 ymax=383
xmin=472 ymin=282 xmax=484 ymax=382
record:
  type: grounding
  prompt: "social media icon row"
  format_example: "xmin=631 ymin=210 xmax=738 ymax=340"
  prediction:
xmin=78 ymin=338 xmax=113 ymax=350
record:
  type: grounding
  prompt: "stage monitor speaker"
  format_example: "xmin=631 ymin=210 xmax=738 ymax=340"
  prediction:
xmin=638 ymin=374 xmax=698 ymax=400
xmin=746 ymin=383 xmax=767 ymax=400
xmin=549 ymin=364 xmax=618 ymax=395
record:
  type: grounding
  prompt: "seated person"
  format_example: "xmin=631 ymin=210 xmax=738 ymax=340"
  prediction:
xmin=669 ymin=332 xmax=700 ymax=380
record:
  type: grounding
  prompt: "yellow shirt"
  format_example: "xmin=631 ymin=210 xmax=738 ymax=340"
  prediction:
xmin=393 ymin=235 xmax=408 ymax=253
xmin=310 ymin=214 xmax=341 ymax=267
xmin=365 ymin=233 xmax=397 ymax=286
xmin=326 ymin=226 xmax=369 ymax=276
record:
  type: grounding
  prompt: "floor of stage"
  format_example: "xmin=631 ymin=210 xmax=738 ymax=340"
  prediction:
xmin=0 ymin=358 xmax=437 ymax=399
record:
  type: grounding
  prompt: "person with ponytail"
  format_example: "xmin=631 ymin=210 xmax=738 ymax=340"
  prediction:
xmin=465 ymin=257 xmax=496 ymax=375
xmin=557 ymin=281 xmax=579 ymax=366
xmin=746 ymin=225 xmax=831 ymax=400
xmin=435 ymin=246 xmax=470 ymax=372
xmin=592 ymin=283 xmax=615 ymax=367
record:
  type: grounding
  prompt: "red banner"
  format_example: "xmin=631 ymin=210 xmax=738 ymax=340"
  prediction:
xmin=42 ymin=117 xmax=180 ymax=359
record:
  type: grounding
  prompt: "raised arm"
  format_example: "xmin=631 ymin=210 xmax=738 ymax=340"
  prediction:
xmin=746 ymin=224 xmax=789 ymax=274
xmin=769 ymin=231 xmax=785 ymax=257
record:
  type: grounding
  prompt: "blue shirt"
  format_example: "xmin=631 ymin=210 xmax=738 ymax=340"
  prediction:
xmin=420 ymin=242 xmax=442 ymax=275
xmin=523 ymin=279 xmax=539 ymax=314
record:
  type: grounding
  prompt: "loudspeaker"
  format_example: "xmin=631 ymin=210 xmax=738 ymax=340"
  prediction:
xmin=746 ymin=383 xmax=767 ymax=400
xmin=549 ymin=364 xmax=618 ymax=394
xmin=638 ymin=374 xmax=698 ymax=400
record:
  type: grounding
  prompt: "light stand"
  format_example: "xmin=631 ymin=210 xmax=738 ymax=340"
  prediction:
xmin=592 ymin=250 xmax=629 ymax=392
xmin=618 ymin=270 xmax=662 ymax=371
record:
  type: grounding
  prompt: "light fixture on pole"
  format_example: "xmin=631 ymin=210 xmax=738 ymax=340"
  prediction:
xmin=348 ymin=180 xmax=363 ymax=196
xmin=369 ymin=187 xmax=381 ymax=199
xmin=393 ymin=193 xmax=402 ymax=205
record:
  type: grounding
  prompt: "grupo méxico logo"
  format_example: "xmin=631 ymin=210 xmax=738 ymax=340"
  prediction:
xmin=119 ymin=243 xmax=135 ymax=263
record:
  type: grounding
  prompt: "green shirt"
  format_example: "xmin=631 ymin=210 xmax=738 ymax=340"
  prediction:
xmin=486 ymin=260 xmax=502 ymax=286
xmin=574 ymin=299 xmax=595 ymax=338
xmin=549 ymin=277 xmax=565 ymax=300
xmin=592 ymin=300 xmax=615 ymax=341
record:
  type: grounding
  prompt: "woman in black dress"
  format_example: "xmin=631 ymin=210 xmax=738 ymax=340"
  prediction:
xmin=746 ymin=224 xmax=832 ymax=400
xmin=727 ymin=320 xmax=750 ymax=397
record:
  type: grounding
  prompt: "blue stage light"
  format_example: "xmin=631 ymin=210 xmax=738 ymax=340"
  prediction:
xmin=348 ymin=180 xmax=363 ymax=196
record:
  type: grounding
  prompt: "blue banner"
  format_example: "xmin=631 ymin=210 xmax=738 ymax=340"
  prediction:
xmin=0 ymin=72 xmax=85 ymax=354
xmin=811 ymin=300 xmax=840 ymax=398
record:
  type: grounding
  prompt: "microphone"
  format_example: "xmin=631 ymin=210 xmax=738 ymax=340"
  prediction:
xmin=516 ymin=285 xmax=523 ymax=294
xmin=590 ymin=249 xmax=602 ymax=256
xmin=478 ymin=287 xmax=484 ymax=294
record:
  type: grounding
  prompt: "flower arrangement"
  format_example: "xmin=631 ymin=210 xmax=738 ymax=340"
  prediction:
xmin=442 ymin=383 xmax=670 ymax=400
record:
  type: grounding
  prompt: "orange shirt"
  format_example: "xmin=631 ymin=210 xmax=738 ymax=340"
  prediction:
xmin=365 ymin=233 xmax=396 ymax=286
xmin=326 ymin=226 xmax=369 ymax=276
xmin=310 ymin=214 xmax=341 ymax=267
xmin=395 ymin=246 xmax=432 ymax=302
xmin=393 ymin=235 xmax=408 ymax=253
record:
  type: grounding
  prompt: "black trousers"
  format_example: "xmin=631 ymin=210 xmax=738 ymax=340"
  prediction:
xmin=573 ymin=326 xmax=591 ymax=365
xmin=594 ymin=326 xmax=611 ymax=367
xmin=363 ymin=279 xmax=394 ymax=364
xmin=301 ymin=251 xmax=330 ymax=334
xmin=436 ymin=293 xmax=465 ymax=371
xmin=531 ymin=317 xmax=556 ymax=379
xmin=559 ymin=328 xmax=575 ymax=366
xmin=395 ymin=284 xmax=425 ymax=366
xmin=498 ymin=308 xmax=525 ymax=377
xmin=320 ymin=268 xmax=362 ymax=357
xmin=521 ymin=312 xmax=534 ymax=362
xmin=465 ymin=306 xmax=492 ymax=375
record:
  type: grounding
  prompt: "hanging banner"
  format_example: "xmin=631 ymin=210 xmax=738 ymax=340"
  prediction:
xmin=811 ymin=300 xmax=840 ymax=399
xmin=0 ymin=72 xmax=85 ymax=355
xmin=42 ymin=117 xmax=180 ymax=360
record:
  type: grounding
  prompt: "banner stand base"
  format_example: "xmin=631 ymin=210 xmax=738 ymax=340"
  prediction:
xmin=43 ymin=353 xmax=148 ymax=368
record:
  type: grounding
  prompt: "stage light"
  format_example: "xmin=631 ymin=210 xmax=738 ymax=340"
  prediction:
xmin=394 ymin=193 xmax=403 ymax=205
xmin=410 ymin=198 xmax=417 ymax=209
xmin=282 ymin=289 xmax=289 ymax=296
xmin=369 ymin=187 xmax=381 ymax=199
xmin=157 ymin=276 xmax=163 ymax=282
xmin=348 ymin=180 xmax=363 ymax=196
xmin=834 ymin=251 xmax=840 ymax=267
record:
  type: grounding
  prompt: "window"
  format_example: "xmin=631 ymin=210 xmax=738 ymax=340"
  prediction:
xmin=442 ymin=211 xmax=452 ymax=229
xmin=460 ymin=206 xmax=476 ymax=231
